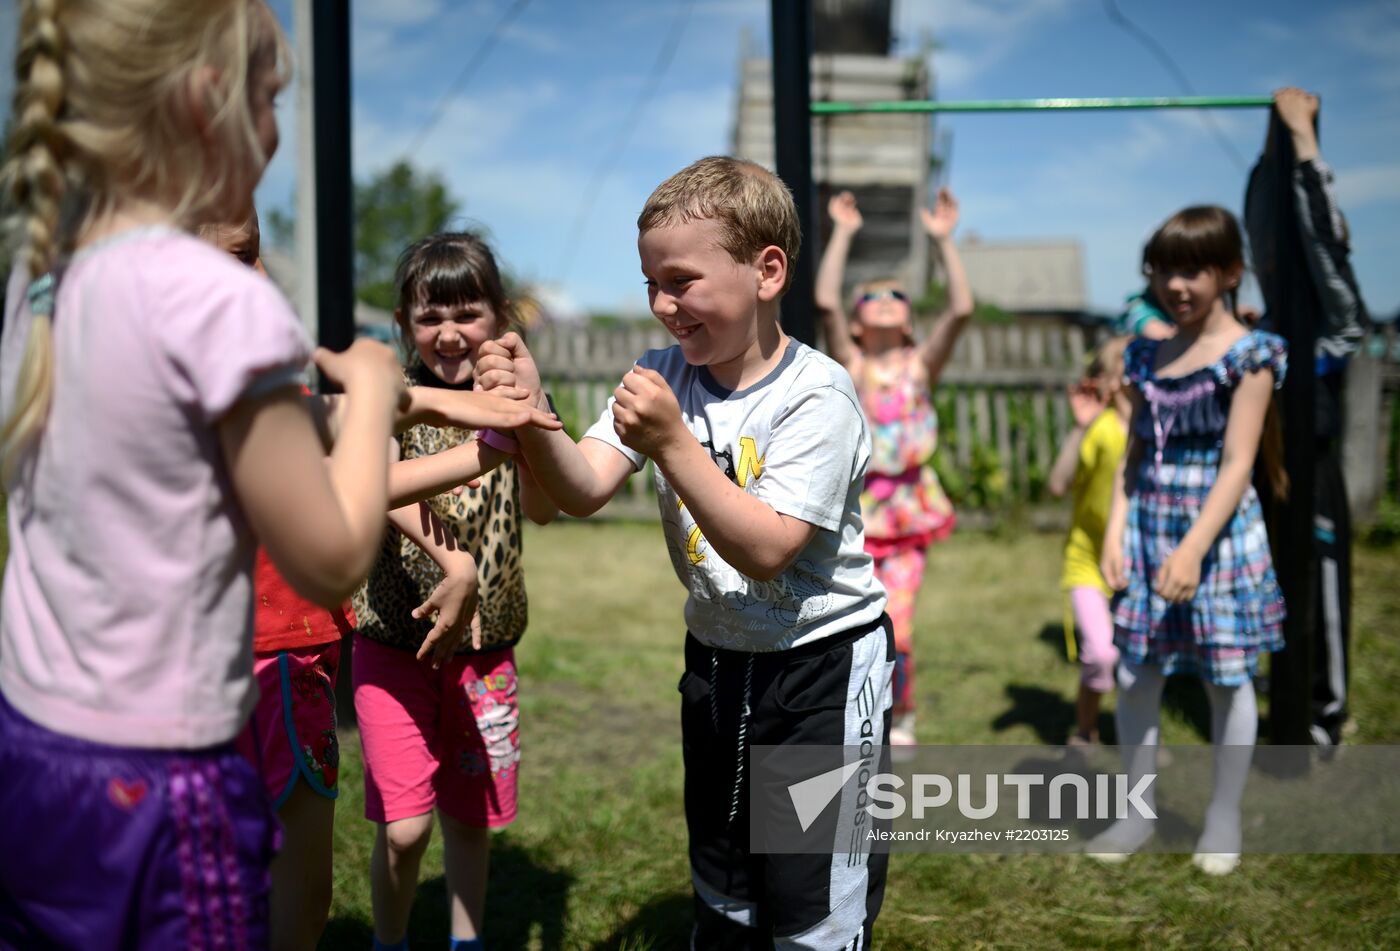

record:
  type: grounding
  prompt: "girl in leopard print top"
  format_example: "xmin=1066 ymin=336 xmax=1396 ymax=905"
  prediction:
xmin=351 ymin=232 xmax=557 ymax=951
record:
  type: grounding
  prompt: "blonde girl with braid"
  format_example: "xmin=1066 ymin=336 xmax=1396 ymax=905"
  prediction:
xmin=0 ymin=2 xmax=436 ymax=946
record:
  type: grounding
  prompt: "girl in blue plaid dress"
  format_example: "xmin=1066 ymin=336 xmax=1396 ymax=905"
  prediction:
xmin=1090 ymin=206 xmax=1288 ymax=876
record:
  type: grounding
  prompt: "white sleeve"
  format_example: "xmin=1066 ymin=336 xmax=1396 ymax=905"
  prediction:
xmin=580 ymin=349 xmax=678 ymax=472
xmin=582 ymin=391 xmax=646 ymax=472
xmin=753 ymin=383 xmax=865 ymax=532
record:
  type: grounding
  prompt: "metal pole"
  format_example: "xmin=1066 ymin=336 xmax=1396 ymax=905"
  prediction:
xmin=311 ymin=0 xmax=355 ymax=362
xmin=811 ymin=95 xmax=1273 ymax=115
xmin=770 ymin=0 xmax=817 ymax=346
xmin=292 ymin=0 xmax=318 ymax=346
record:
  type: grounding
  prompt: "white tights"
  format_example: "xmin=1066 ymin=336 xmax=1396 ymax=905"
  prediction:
xmin=1103 ymin=660 xmax=1257 ymax=854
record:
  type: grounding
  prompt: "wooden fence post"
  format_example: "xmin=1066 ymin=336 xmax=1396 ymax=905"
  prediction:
xmin=1344 ymin=346 xmax=1385 ymax=525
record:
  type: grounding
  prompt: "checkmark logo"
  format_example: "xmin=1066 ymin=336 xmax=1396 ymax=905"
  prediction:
xmin=787 ymin=760 xmax=864 ymax=832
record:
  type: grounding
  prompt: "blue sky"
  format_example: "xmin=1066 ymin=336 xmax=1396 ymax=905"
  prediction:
xmin=4 ymin=0 xmax=1398 ymax=319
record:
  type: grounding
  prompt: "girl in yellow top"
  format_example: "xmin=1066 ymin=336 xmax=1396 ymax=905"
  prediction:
xmin=1048 ymin=337 xmax=1131 ymax=746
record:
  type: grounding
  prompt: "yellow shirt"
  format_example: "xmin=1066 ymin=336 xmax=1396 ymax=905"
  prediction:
xmin=1061 ymin=409 xmax=1129 ymax=593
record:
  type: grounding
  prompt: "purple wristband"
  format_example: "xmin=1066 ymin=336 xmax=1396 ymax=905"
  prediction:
xmin=479 ymin=428 xmax=519 ymax=454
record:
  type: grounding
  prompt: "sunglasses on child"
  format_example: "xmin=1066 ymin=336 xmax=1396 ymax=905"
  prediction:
xmin=856 ymin=289 xmax=909 ymax=307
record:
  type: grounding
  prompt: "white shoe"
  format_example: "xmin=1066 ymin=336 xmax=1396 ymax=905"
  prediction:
xmin=1192 ymin=851 xmax=1240 ymax=876
xmin=1084 ymin=819 xmax=1154 ymax=864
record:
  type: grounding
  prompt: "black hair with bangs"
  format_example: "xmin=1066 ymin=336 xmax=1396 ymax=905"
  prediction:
xmin=393 ymin=231 xmax=519 ymax=347
xmin=1142 ymin=205 xmax=1245 ymax=317
xmin=1142 ymin=205 xmax=1245 ymax=280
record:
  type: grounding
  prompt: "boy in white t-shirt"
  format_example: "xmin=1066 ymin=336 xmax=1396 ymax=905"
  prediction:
xmin=475 ymin=156 xmax=893 ymax=950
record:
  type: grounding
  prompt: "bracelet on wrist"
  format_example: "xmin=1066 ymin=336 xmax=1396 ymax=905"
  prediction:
xmin=479 ymin=428 xmax=519 ymax=454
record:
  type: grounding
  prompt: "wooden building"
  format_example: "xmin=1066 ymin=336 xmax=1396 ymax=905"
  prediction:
xmin=732 ymin=0 xmax=934 ymax=296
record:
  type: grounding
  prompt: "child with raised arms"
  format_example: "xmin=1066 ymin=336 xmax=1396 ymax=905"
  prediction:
xmin=475 ymin=157 xmax=893 ymax=950
xmin=815 ymin=187 xmax=973 ymax=746
xmin=1092 ymin=206 xmax=1288 ymax=876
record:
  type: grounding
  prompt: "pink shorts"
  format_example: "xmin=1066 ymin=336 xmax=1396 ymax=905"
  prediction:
xmin=235 ymin=641 xmax=342 ymax=809
xmin=352 ymin=635 xmax=519 ymax=828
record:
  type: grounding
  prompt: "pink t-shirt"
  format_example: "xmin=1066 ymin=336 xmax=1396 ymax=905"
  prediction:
xmin=0 ymin=228 xmax=311 ymax=748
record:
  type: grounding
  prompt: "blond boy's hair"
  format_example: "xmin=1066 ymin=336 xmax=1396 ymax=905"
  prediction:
xmin=637 ymin=156 xmax=801 ymax=293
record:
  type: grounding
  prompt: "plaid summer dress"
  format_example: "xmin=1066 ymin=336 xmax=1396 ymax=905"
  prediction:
xmin=1112 ymin=331 xmax=1288 ymax=685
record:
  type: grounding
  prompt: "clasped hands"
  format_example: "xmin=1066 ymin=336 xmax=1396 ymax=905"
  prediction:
xmin=475 ymin=333 xmax=687 ymax=460
xmin=1102 ymin=537 xmax=1203 ymax=605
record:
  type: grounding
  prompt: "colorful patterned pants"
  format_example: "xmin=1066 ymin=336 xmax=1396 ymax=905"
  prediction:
xmin=868 ymin=541 xmax=929 ymax=716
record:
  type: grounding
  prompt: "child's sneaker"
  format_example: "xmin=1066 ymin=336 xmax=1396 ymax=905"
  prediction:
xmin=1191 ymin=851 xmax=1240 ymax=876
xmin=1084 ymin=818 xmax=1155 ymax=864
xmin=1062 ymin=732 xmax=1096 ymax=763
xmin=889 ymin=712 xmax=916 ymax=762
xmin=889 ymin=712 xmax=915 ymax=745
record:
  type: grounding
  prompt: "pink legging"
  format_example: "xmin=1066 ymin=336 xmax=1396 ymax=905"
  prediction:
xmin=1070 ymin=586 xmax=1119 ymax=693
xmin=869 ymin=543 xmax=928 ymax=716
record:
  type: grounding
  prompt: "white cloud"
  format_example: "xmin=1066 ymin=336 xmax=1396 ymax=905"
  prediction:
xmin=356 ymin=0 xmax=449 ymax=28
xmin=1334 ymin=163 xmax=1400 ymax=206
xmin=1329 ymin=1 xmax=1400 ymax=90
xmin=352 ymin=0 xmax=478 ymax=78
xmin=888 ymin=0 xmax=1077 ymax=94
xmin=1245 ymin=19 xmax=1296 ymax=44
xmin=901 ymin=0 xmax=1073 ymax=38
xmin=953 ymin=109 xmax=1270 ymax=311
xmin=927 ymin=49 xmax=980 ymax=91
xmin=353 ymin=78 xmax=561 ymax=175
xmin=499 ymin=21 xmax=565 ymax=54
xmin=647 ymin=86 xmax=734 ymax=158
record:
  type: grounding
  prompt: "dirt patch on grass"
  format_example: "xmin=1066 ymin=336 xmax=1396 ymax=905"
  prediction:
xmin=525 ymin=678 xmax=680 ymax=779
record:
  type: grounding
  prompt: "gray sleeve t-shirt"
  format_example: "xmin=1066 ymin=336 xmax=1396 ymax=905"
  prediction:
xmin=585 ymin=339 xmax=887 ymax=651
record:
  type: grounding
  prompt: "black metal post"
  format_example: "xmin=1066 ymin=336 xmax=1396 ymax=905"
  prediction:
xmin=770 ymin=0 xmax=817 ymax=346
xmin=312 ymin=0 xmax=355 ymax=358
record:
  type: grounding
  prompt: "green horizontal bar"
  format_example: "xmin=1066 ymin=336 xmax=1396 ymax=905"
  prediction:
xmin=811 ymin=96 xmax=1273 ymax=115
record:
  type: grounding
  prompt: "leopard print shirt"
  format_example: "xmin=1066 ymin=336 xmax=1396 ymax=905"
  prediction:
xmin=352 ymin=413 xmax=527 ymax=656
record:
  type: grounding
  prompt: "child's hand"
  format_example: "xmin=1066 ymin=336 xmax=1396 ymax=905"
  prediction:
xmin=314 ymin=339 xmax=407 ymax=413
xmin=476 ymin=333 xmax=543 ymax=398
xmin=1274 ymin=87 xmax=1318 ymax=137
xmin=1068 ymin=380 xmax=1107 ymax=428
xmin=1153 ymin=545 xmax=1201 ymax=604
xmin=612 ymin=366 xmax=684 ymax=459
xmin=1101 ymin=536 xmax=1128 ymax=592
xmin=828 ymin=191 xmax=863 ymax=232
xmin=473 ymin=339 xmax=519 ymax=396
xmin=413 ymin=555 xmax=480 ymax=667
xmin=919 ymin=187 xmax=960 ymax=241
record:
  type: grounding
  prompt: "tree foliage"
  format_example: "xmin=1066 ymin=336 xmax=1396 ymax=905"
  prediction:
xmin=354 ymin=161 xmax=460 ymax=310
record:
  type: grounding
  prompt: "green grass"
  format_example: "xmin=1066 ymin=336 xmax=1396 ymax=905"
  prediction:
xmin=319 ymin=522 xmax=1400 ymax=950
